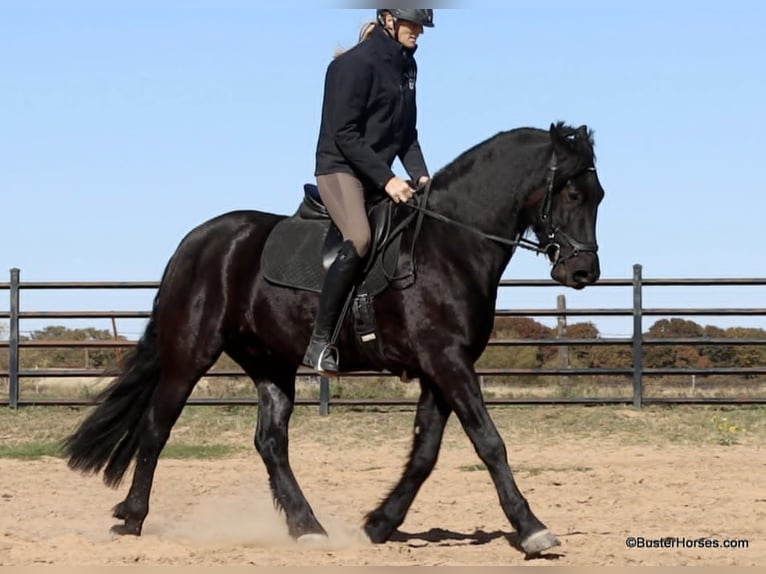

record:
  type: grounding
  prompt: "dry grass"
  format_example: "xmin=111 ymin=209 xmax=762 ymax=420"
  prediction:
xmin=0 ymin=403 xmax=764 ymax=460
xmin=8 ymin=373 xmax=766 ymax=405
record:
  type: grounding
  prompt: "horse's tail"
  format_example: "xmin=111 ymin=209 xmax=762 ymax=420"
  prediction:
xmin=64 ymin=285 xmax=165 ymax=488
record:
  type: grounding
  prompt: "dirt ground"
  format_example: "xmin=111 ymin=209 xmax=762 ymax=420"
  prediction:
xmin=0 ymin=411 xmax=763 ymax=568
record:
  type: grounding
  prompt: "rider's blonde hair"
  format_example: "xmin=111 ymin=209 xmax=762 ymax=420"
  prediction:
xmin=357 ymin=21 xmax=377 ymax=43
xmin=333 ymin=20 xmax=379 ymax=58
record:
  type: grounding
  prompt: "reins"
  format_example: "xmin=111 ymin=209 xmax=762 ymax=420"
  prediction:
xmin=401 ymin=154 xmax=599 ymax=260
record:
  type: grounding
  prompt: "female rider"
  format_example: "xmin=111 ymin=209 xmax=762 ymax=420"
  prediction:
xmin=303 ymin=8 xmax=435 ymax=375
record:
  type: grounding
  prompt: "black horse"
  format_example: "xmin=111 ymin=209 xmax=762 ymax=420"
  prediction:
xmin=65 ymin=122 xmax=603 ymax=557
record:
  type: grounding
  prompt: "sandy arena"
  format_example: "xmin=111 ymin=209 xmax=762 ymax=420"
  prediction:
xmin=0 ymin=410 xmax=764 ymax=566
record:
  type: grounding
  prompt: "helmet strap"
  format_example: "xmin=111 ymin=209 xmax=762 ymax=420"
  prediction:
xmin=377 ymin=10 xmax=399 ymax=40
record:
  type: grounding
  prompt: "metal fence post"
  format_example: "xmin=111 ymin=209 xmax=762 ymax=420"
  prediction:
xmin=631 ymin=264 xmax=643 ymax=409
xmin=556 ymin=294 xmax=569 ymax=385
xmin=9 ymin=268 xmax=20 ymax=410
xmin=319 ymin=376 xmax=330 ymax=416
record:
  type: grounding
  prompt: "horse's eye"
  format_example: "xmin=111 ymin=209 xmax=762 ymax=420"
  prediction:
xmin=567 ymin=188 xmax=581 ymax=202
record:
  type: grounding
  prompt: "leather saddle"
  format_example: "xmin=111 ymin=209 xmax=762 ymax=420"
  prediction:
xmin=261 ymin=184 xmax=419 ymax=296
xmin=299 ymin=184 xmax=412 ymax=273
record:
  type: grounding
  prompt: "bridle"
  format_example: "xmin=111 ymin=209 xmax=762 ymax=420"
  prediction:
xmin=401 ymin=152 xmax=599 ymax=265
xmin=532 ymin=152 xmax=599 ymax=263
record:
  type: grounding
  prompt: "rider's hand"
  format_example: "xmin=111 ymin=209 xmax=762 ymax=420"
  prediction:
xmin=384 ymin=176 xmax=415 ymax=203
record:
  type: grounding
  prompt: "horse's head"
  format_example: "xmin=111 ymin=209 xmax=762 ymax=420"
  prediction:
xmin=529 ymin=123 xmax=603 ymax=289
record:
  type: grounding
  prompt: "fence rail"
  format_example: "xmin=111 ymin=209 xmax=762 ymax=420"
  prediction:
xmin=2 ymin=265 xmax=766 ymax=412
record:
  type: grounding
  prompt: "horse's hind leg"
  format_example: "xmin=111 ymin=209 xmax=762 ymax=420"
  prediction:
xmin=253 ymin=371 xmax=327 ymax=540
xmin=429 ymin=357 xmax=560 ymax=556
xmin=364 ymin=378 xmax=451 ymax=543
xmin=112 ymin=344 xmax=222 ymax=535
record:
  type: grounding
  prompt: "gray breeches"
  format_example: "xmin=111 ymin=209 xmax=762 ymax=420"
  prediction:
xmin=316 ymin=173 xmax=371 ymax=257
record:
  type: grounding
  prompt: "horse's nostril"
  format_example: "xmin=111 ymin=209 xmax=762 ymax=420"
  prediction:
xmin=573 ymin=270 xmax=592 ymax=284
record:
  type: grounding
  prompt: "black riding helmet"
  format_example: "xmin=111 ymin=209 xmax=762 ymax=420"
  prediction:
xmin=377 ymin=8 xmax=435 ymax=28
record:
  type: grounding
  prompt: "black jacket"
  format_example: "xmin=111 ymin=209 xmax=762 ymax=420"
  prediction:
xmin=315 ymin=26 xmax=429 ymax=190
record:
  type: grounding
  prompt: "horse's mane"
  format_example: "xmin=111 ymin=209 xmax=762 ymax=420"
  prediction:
xmin=432 ymin=122 xmax=595 ymax=189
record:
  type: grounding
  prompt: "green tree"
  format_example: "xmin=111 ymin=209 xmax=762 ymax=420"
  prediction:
xmin=564 ymin=321 xmax=632 ymax=369
xmin=477 ymin=316 xmax=553 ymax=380
xmin=724 ymin=327 xmax=766 ymax=371
xmin=700 ymin=325 xmax=736 ymax=366
xmin=566 ymin=321 xmax=599 ymax=366
xmin=644 ymin=318 xmax=709 ymax=369
xmin=21 ymin=325 xmax=125 ymax=369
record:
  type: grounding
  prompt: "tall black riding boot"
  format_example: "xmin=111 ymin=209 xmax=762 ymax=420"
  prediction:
xmin=303 ymin=240 xmax=362 ymax=375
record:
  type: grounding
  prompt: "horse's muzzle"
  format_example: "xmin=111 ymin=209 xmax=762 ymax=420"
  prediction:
xmin=551 ymin=253 xmax=600 ymax=289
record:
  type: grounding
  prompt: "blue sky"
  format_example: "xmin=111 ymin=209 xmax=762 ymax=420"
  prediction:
xmin=2 ymin=1 xmax=765 ymax=338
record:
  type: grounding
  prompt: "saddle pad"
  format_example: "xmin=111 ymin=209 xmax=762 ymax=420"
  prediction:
xmin=262 ymin=217 xmax=327 ymax=293
xmin=261 ymin=216 xmax=403 ymax=296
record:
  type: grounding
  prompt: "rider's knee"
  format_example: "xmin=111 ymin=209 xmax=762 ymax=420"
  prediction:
xmin=349 ymin=231 xmax=370 ymax=258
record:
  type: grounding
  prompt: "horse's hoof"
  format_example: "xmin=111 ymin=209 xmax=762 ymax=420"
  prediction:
xmin=355 ymin=529 xmax=373 ymax=545
xmin=110 ymin=522 xmax=142 ymax=537
xmin=112 ymin=502 xmax=127 ymax=520
xmin=521 ymin=529 xmax=560 ymax=556
xmin=297 ymin=533 xmax=329 ymax=545
xmin=362 ymin=515 xmax=391 ymax=543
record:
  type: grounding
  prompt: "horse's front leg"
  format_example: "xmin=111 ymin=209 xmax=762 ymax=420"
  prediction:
xmin=427 ymin=355 xmax=560 ymax=557
xmin=254 ymin=378 xmax=327 ymax=540
xmin=364 ymin=378 xmax=452 ymax=542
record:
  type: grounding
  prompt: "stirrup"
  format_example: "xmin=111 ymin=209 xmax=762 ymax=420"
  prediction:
xmin=315 ymin=344 xmax=339 ymax=376
xmin=304 ymin=340 xmax=339 ymax=376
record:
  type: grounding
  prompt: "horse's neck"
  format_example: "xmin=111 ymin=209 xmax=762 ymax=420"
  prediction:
xmin=428 ymin=168 xmax=538 ymax=250
xmin=420 ymin=184 xmax=525 ymax=293
xmin=422 ymin=149 xmax=551 ymax=290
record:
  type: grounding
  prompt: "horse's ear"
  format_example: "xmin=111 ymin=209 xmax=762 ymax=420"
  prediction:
xmin=577 ymin=125 xmax=589 ymax=137
xmin=549 ymin=122 xmax=563 ymax=147
xmin=549 ymin=123 xmax=559 ymax=142
xmin=549 ymin=122 xmax=572 ymax=150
